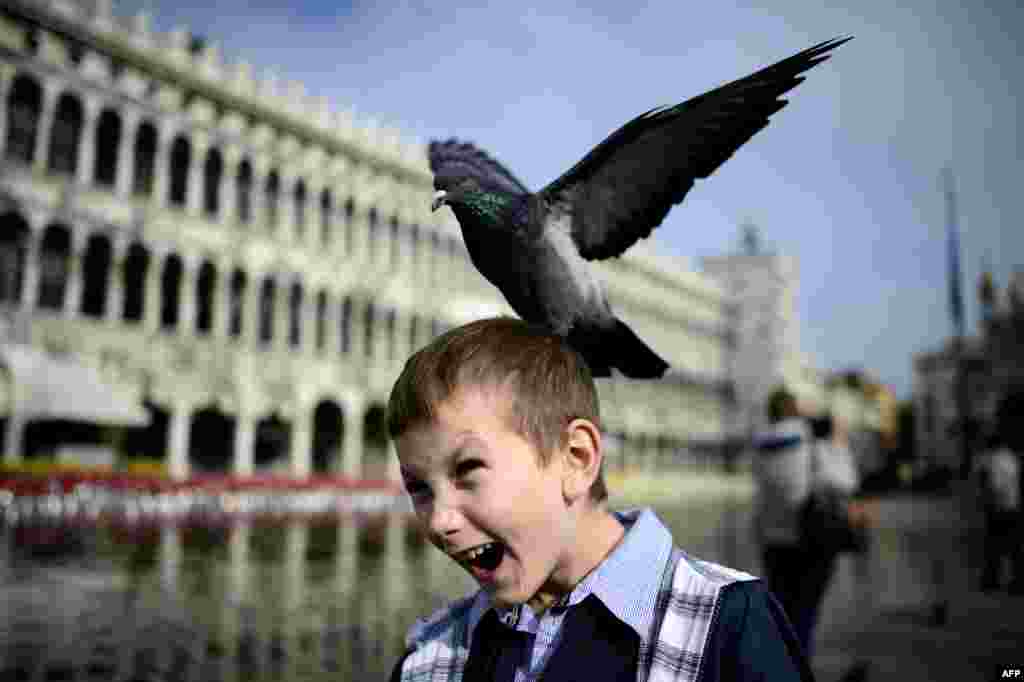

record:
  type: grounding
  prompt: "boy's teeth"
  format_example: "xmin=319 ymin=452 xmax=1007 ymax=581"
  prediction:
xmin=464 ymin=543 xmax=493 ymax=561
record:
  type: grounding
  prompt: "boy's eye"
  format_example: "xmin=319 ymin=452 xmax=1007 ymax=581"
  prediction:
xmin=404 ymin=480 xmax=430 ymax=497
xmin=455 ymin=459 xmax=483 ymax=477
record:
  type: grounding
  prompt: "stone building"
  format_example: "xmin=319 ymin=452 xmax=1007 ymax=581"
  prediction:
xmin=701 ymin=225 xmax=802 ymax=436
xmin=913 ymin=268 xmax=1024 ymax=471
xmin=0 ymin=0 xmax=737 ymax=481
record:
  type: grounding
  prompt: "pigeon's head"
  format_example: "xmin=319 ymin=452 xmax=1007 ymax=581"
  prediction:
xmin=431 ymin=174 xmax=484 ymax=212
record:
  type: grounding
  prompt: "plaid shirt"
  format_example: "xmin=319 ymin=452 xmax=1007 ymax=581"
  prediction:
xmin=396 ymin=507 xmax=758 ymax=682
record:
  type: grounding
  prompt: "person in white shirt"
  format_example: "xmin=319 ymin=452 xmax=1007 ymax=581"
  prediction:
xmin=752 ymin=387 xmax=862 ymax=659
xmin=974 ymin=388 xmax=1024 ymax=594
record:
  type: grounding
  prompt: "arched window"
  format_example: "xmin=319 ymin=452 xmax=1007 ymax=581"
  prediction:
xmin=0 ymin=213 xmax=30 ymax=303
xmin=265 ymin=170 xmax=280 ymax=230
xmin=289 ymin=281 xmax=303 ymax=348
xmin=48 ymin=92 xmax=83 ymax=176
xmin=340 ymin=297 xmax=352 ymax=354
xmin=344 ymin=198 xmax=355 ymax=254
xmin=122 ymin=242 xmax=148 ymax=322
xmin=203 ymin=148 xmax=223 ymax=216
xmin=386 ymin=308 xmax=396 ymax=362
xmin=6 ymin=75 xmax=42 ymax=163
xmin=37 ymin=225 xmax=71 ymax=310
xmin=229 ymin=269 xmax=246 ymax=338
xmin=133 ymin=121 xmax=157 ymax=196
xmin=320 ymin=189 xmax=332 ymax=246
xmin=315 ymin=290 xmax=328 ymax=352
xmin=389 ymin=216 xmax=400 ymax=268
xmin=160 ymin=254 xmax=183 ymax=329
xmin=236 ymin=159 xmax=252 ymax=224
xmin=80 ymin=234 xmax=111 ymax=318
xmin=364 ymin=301 xmax=375 ymax=358
xmin=168 ymin=136 xmax=190 ymax=207
xmin=93 ymin=109 xmax=121 ymax=187
xmin=195 ymin=261 xmax=216 ymax=334
xmin=293 ymin=179 xmax=306 ymax=238
xmin=259 ymin=276 xmax=275 ymax=343
xmin=367 ymin=207 xmax=378 ymax=261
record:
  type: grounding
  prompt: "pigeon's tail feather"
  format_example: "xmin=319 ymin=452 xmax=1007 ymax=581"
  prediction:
xmin=569 ymin=319 xmax=670 ymax=379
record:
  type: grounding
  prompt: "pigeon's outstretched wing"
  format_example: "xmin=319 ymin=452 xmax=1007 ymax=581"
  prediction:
xmin=428 ymin=139 xmax=531 ymax=195
xmin=540 ymin=36 xmax=851 ymax=261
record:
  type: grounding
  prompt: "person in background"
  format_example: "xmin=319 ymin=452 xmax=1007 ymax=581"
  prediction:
xmin=973 ymin=388 xmax=1024 ymax=594
xmin=752 ymin=387 xmax=861 ymax=660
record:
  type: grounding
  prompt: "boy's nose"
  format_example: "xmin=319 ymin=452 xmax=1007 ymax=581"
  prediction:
xmin=427 ymin=504 xmax=462 ymax=543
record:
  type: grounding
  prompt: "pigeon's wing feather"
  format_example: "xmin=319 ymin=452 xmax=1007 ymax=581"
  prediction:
xmin=428 ymin=139 xmax=531 ymax=195
xmin=540 ymin=37 xmax=851 ymax=261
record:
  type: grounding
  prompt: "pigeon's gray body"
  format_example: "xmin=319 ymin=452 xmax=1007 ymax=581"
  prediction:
xmin=457 ymin=195 xmax=610 ymax=334
xmin=429 ymin=37 xmax=852 ymax=379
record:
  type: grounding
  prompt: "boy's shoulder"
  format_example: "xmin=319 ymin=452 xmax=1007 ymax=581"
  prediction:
xmin=404 ymin=590 xmax=479 ymax=651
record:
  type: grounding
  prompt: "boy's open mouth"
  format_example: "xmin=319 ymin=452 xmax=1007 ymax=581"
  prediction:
xmin=456 ymin=542 xmax=505 ymax=580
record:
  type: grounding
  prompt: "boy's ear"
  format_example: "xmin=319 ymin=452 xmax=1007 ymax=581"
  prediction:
xmin=561 ymin=418 xmax=602 ymax=503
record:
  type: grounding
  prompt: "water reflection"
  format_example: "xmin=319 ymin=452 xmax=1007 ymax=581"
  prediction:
xmin=0 ymin=509 xmax=492 ymax=681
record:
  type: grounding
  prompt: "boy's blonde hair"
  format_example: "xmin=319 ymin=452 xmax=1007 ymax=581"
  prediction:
xmin=387 ymin=316 xmax=608 ymax=503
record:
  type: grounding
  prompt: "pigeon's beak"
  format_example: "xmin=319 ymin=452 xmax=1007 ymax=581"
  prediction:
xmin=431 ymin=190 xmax=448 ymax=212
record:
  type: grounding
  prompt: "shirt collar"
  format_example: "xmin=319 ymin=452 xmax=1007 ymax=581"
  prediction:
xmin=466 ymin=507 xmax=673 ymax=643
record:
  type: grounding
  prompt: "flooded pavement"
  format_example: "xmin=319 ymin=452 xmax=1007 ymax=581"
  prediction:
xmin=1 ymin=473 xmax=1020 ymax=681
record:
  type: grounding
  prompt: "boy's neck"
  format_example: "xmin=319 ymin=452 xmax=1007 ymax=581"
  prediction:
xmin=527 ymin=507 xmax=625 ymax=615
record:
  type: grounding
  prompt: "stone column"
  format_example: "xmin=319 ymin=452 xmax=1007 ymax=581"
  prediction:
xmin=212 ymin=257 xmax=232 ymax=339
xmin=75 ymin=96 xmax=100 ymax=186
xmin=0 ymin=65 xmax=14 ymax=159
xmin=242 ymin=271 xmax=261 ymax=346
xmin=233 ymin=410 xmax=256 ymax=477
xmin=2 ymin=410 xmax=26 ymax=464
xmin=151 ymin=122 xmax=175 ymax=208
xmin=186 ymin=135 xmax=209 ymax=217
xmin=275 ymin=275 xmax=290 ymax=351
xmin=143 ymin=249 xmax=164 ymax=333
xmin=349 ymin=205 xmax=366 ymax=265
xmin=301 ymin=281 xmax=316 ymax=356
xmin=323 ymin=291 xmax=339 ymax=359
xmin=167 ymin=400 xmax=192 ymax=481
xmin=277 ymin=171 xmax=296 ymax=242
xmin=394 ymin=314 xmax=411 ymax=368
xmin=249 ymin=158 xmax=268 ymax=233
xmin=350 ymin=297 xmax=366 ymax=361
xmin=309 ymin=183 xmax=325 ymax=248
xmin=19 ymin=219 xmax=43 ymax=312
xmin=220 ymin=147 xmax=241 ymax=227
xmin=63 ymin=231 xmax=86 ymax=318
xmin=105 ymin=237 xmax=127 ymax=325
xmin=290 ymin=404 xmax=312 ymax=479
xmin=114 ymin=109 xmax=140 ymax=198
xmin=32 ymin=82 xmax=57 ymax=173
xmin=341 ymin=396 xmax=364 ymax=478
xmin=178 ymin=255 xmax=198 ymax=336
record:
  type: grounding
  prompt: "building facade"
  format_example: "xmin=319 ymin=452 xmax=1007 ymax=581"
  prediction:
xmin=701 ymin=233 xmax=801 ymax=435
xmin=913 ymin=269 xmax=1024 ymax=471
xmin=0 ymin=0 xmax=736 ymax=481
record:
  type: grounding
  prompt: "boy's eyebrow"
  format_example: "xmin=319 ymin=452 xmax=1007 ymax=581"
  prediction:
xmin=400 ymin=434 xmax=486 ymax=479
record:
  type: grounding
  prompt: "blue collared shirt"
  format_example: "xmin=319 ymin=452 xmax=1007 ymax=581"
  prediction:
xmin=465 ymin=507 xmax=672 ymax=682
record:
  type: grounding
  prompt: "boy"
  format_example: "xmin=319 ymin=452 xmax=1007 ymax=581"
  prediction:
xmin=387 ymin=317 xmax=813 ymax=681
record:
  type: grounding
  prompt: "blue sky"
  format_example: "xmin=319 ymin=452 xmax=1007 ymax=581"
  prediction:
xmin=118 ymin=0 xmax=1022 ymax=399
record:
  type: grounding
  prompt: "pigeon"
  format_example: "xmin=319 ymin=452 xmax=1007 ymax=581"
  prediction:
xmin=428 ymin=36 xmax=851 ymax=379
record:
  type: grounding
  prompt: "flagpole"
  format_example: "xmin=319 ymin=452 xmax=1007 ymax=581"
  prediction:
xmin=942 ymin=167 xmax=970 ymax=479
